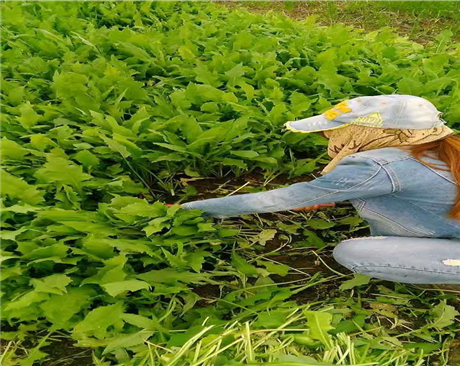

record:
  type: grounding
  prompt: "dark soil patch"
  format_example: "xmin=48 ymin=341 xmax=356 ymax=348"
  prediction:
xmin=269 ymin=249 xmax=351 ymax=303
xmin=193 ymin=284 xmax=222 ymax=308
xmin=449 ymin=338 xmax=460 ymax=366
xmin=179 ymin=171 xmax=317 ymax=202
xmin=41 ymin=338 xmax=92 ymax=366
xmin=0 ymin=336 xmax=92 ymax=366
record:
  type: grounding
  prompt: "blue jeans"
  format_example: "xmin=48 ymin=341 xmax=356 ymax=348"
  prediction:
xmin=333 ymin=236 xmax=460 ymax=284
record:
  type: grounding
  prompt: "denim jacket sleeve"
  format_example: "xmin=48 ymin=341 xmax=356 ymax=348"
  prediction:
xmin=181 ymin=154 xmax=394 ymax=218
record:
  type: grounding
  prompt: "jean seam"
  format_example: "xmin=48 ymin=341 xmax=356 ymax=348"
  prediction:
xmin=361 ymin=206 xmax=432 ymax=237
xmin=387 ymin=195 xmax=459 ymax=233
xmin=295 ymin=166 xmax=383 ymax=206
xmin=351 ymin=264 xmax=460 ymax=275
xmin=354 ymin=198 xmax=366 ymax=211
xmin=354 ymin=154 xmax=413 ymax=167
xmin=414 ymin=158 xmax=457 ymax=185
xmin=380 ymin=164 xmax=399 ymax=193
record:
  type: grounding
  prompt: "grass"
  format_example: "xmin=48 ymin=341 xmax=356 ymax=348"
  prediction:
xmin=215 ymin=1 xmax=460 ymax=45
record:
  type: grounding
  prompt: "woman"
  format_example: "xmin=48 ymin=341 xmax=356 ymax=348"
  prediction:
xmin=181 ymin=94 xmax=460 ymax=284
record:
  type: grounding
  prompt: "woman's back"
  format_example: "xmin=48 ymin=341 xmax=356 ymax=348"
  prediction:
xmin=350 ymin=147 xmax=460 ymax=238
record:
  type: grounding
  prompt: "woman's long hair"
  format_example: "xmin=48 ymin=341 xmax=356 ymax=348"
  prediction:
xmin=404 ymin=134 xmax=460 ymax=220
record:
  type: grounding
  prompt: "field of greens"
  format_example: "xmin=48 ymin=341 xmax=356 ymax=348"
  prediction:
xmin=1 ymin=2 xmax=460 ymax=366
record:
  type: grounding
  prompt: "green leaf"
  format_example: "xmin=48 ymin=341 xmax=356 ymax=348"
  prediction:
xmin=143 ymin=217 xmax=170 ymax=236
xmin=19 ymin=342 xmax=49 ymax=366
xmin=257 ymin=260 xmax=289 ymax=276
xmin=230 ymin=150 xmax=259 ymax=158
xmin=30 ymin=274 xmax=72 ymax=295
xmin=305 ymin=219 xmax=335 ymax=229
xmin=102 ymin=280 xmax=150 ymax=297
xmin=254 ymin=309 xmax=292 ymax=329
xmin=34 ymin=156 xmax=92 ymax=191
xmin=186 ymin=250 xmax=210 ymax=272
xmin=5 ymin=291 xmax=49 ymax=311
xmin=429 ymin=301 xmax=459 ymax=329
xmin=0 ymin=204 xmax=41 ymax=214
xmin=1 ymin=170 xmax=43 ymax=205
xmin=121 ymin=313 xmax=169 ymax=333
xmin=184 ymin=166 xmax=200 ymax=177
xmin=162 ymin=248 xmax=188 ymax=270
xmin=338 ymin=216 xmax=363 ymax=226
xmin=100 ymin=135 xmax=131 ymax=158
xmin=1 ymin=138 xmax=29 ymax=161
xmin=117 ymin=201 xmax=166 ymax=218
xmin=339 ymin=274 xmax=372 ymax=290
xmin=0 ymin=227 xmax=28 ymax=240
xmin=222 ymin=157 xmax=247 ymax=169
xmin=197 ymin=222 xmax=216 ymax=232
xmin=138 ymin=269 xmax=210 ymax=285
xmin=103 ymin=330 xmax=154 ymax=355
xmin=303 ymin=310 xmax=334 ymax=347
xmin=171 ymin=225 xmax=198 ymax=236
xmin=331 ymin=315 xmax=367 ymax=334
xmin=81 ymin=255 xmax=127 ymax=285
xmin=17 ymin=104 xmax=40 ymax=130
xmin=30 ymin=134 xmax=56 ymax=151
xmin=302 ymin=229 xmax=326 ymax=249
xmin=231 ymin=252 xmax=258 ymax=276
xmin=290 ymin=92 xmax=312 ymax=115
xmin=40 ymin=287 xmax=95 ymax=327
xmin=251 ymin=229 xmax=276 ymax=245
xmin=73 ymin=302 xmax=125 ymax=339
xmin=218 ymin=228 xmax=240 ymax=237
xmin=23 ymin=243 xmax=69 ymax=261
xmin=182 ymin=116 xmax=203 ymax=143
xmin=74 ymin=150 xmax=100 ymax=167
xmin=403 ymin=343 xmax=441 ymax=352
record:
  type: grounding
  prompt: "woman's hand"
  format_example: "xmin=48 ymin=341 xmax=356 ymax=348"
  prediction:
xmin=291 ymin=203 xmax=335 ymax=211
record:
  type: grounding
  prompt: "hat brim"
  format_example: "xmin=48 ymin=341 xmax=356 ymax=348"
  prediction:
xmin=284 ymin=115 xmax=348 ymax=134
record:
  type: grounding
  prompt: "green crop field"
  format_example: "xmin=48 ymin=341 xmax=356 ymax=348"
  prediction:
xmin=1 ymin=1 xmax=459 ymax=366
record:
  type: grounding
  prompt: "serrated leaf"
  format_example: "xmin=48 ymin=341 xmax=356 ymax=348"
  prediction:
xmin=30 ymin=274 xmax=72 ymax=295
xmin=430 ymin=301 xmax=459 ymax=329
xmin=40 ymin=287 xmax=95 ymax=327
xmin=339 ymin=274 xmax=372 ymax=290
xmin=74 ymin=150 xmax=99 ymax=167
xmin=1 ymin=170 xmax=43 ymax=205
xmin=34 ymin=156 xmax=92 ymax=191
xmin=102 ymin=280 xmax=151 ymax=297
xmin=303 ymin=310 xmax=334 ymax=347
xmin=251 ymin=229 xmax=276 ymax=245
xmin=305 ymin=218 xmax=335 ymax=229
xmin=73 ymin=302 xmax=125 ymax=339
xmin=230 ymin=150 xmax=259 ymax=158
xmin=231 ymin=251 xmax=258 ymax=276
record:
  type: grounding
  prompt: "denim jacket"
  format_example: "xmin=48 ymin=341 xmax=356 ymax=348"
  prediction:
xmin=182 ymin=147 xmax=460 ymax=239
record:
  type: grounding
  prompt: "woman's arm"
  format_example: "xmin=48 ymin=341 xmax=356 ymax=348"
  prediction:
xmin=181 ymin=154 xmax=394 ymax=218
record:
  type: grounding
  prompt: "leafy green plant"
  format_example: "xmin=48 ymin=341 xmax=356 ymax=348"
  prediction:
xmin=1 ymin=1 xmax=459 ymax=365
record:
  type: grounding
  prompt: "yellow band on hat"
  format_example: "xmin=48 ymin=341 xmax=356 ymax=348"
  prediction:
xmin=284 ymin=121 xmax=350 ymax=134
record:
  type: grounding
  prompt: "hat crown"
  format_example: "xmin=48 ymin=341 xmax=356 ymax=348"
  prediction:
xmin=328 ymin=94 xmax=444 ymax=129
xmin=285 ymin=94 xmax=446 ymax=133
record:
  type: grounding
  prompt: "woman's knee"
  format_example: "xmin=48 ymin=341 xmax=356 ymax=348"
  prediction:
xmin=332 ymin=237 xmax=388 ymax=270
xmin=332 ymin=236 xmax=460 ymax=284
